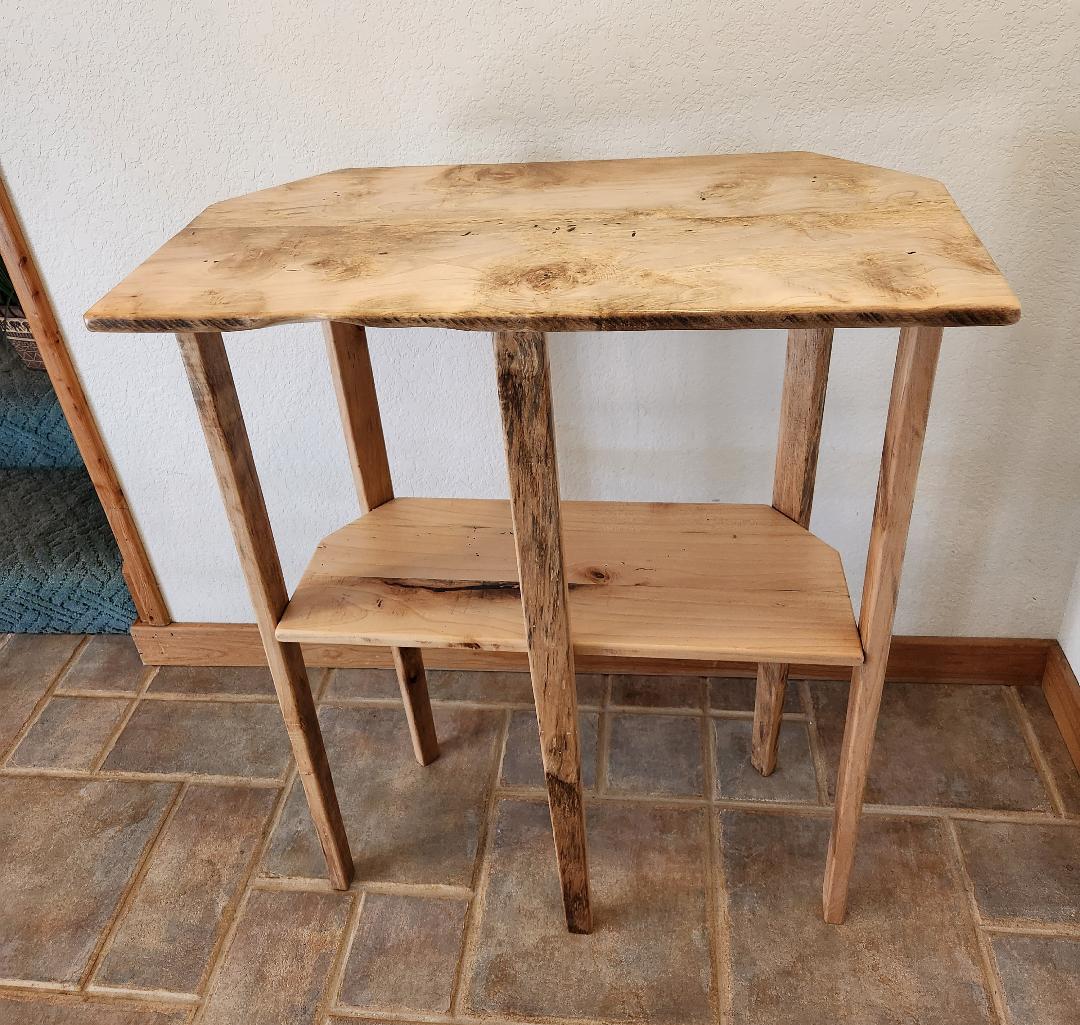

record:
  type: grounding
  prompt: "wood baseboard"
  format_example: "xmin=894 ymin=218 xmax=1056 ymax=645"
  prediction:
xmin=1042 ymin=641 xmax=1080 ymax=774
xmin=130 ymin=621 xmax=1051 ymax=685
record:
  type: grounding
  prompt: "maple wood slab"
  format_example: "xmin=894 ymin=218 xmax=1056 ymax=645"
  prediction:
xmin=85 ymin=152 xmax=1019 ymax=333
xmin=274 ymin=498 xmax=864 ymax=666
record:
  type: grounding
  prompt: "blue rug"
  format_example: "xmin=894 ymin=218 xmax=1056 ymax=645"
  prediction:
xmin=1 ymin=334 xmax=135 ymax=633
xmin=0 ymin=333 xmax=80 ymax=469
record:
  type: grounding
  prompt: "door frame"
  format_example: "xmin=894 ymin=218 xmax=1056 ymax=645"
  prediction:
xmin=0 ymin=169 xmax=169 ymax=626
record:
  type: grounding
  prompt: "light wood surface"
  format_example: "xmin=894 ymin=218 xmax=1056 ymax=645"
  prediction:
xmin=130 ymin=623 xmax=1053 ymax=684
xmin=494 ymin=329 xmax=591 ymax=933
xmin=86 ymin=153 xmax=1019 ymax=334
xmin=274 ymin=498 xmax=863 ymax=667
xmin=1042 ymin=642 xmax=1080 ymax=775
xmin=177 ymin=331 xmax=353 ymax=889
xmin=391 ymin=646 xmax=439 ymax=766
xmin=822 ymin=325 xmax=943 ymax=924
xmin=753 ymin=327 xmax=834 ymax=775
xmin=323 ymin=321 xmax=394 ymax=512
xmin=323 ymin=320 xmax=438 ymax=765
xmin=0 ymin=172 xmax=170 ymax=626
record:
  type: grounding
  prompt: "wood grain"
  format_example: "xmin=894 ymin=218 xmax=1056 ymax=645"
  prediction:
xmin=1042 ymin=642 xmax=1080 ymax=774
xmin=323 ymin=320 xmax=438 ymax=765
xmin=178 ymin=331 xmax=353 ymax=889
xmin=129 ymin=622 xmax=1052 ymax=684
xmin=0 ymin=172 xmax=169 ymax=626
xmin=753 ymin=327 xmax=834 ymax=775
xmin=272 ymin=498 xmax=863 ymax=667
xmin=494 ymin=329 xmax=591 ymax=934
xmin=86 ymin=153 xmax=1019 ymax=333
xmin=822 ymin=325 xmax=943 ymax=924
xmin=323 ymin=321 xmax=393 ymax=511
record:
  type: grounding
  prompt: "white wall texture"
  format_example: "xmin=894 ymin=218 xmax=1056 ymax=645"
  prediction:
xmin=2 ymin=1 xmax=1079 ymax=637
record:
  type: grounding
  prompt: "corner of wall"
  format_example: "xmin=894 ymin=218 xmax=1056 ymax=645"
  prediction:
xmin=1058 ymin=558 xmax=1080 ymax=668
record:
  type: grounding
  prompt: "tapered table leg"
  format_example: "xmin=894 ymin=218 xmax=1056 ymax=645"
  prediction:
xmin=324 ymin=321 xmax=438 ymax=765
xmin=752 ymin=328 xmax=833 ymax=775
xmin=822 ymin=325 xmax=942 ymax=923
xmin=493 ymin=329 xmax=591 ymax=934
xmin=179 ymin=331 xmax=353 ymax=889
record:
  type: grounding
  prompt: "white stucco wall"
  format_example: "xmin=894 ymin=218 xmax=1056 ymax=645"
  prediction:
xmin=2 ymin=1 xmax=1078 ymax=633
xmin=1059 ymin=564 xmax=1080 ymax=667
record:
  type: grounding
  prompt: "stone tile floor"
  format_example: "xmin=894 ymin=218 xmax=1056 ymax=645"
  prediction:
xmin=0 ymin=633 xmax=1077 ymax=1024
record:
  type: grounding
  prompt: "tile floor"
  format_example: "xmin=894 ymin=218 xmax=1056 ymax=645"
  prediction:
xmin=0 ymin=633 xmax=1077 ymax=1024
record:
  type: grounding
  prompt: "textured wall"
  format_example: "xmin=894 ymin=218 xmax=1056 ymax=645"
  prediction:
xmin=2 ymin=1 xmax=1078 ymax=637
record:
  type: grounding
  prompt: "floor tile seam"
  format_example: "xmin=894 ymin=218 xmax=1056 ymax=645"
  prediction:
xmin=941 ymin=817 xmax=1010 ymax=1025
xmin=702 ymin=697 xmax=732 ymax=1024
xmin=980 ymin=920 xmax=1080 ymax=938
xmin=797 ymin=679 xmax=831 ymax=806
xmin=90 ymin=664 xmax=162 ymax=773
xmin=0 ymin=636 xmax=90 ymax=765
xmin=187 ymin=763 xmax=296 ymax=998
xmin=0 ymin=977 xmax=195 ymax=1011
xmin=80 ymin=780 xmax=188 ymax=991
xmin=188 ymin=879 xmax=260 ymax=1025
xmin=0 ymin=765 xmax=287 ymax=788
xmin=449 ymin=709 xmax=510 ymax=1017
xmin=1003 ymin=685 xmax=1068 ymax=817
xmin=319 ymin=889 xmax=365 ymax=1022
xmin=338 ymin=697 xmax=605 ymax=713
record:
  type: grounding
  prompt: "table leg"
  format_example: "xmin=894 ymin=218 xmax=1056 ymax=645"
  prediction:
xmin=325 ymin=321 xmax=438 ymax=765
xmin=822 ymin=325 xmax=942 ymax=923
xmin=493 ymin=329 xmax=592 ymax=934
xmin=753 ymin=328 xmax=833 ymax=775
xmin=179 ymin=331 xmax=353 ymax=890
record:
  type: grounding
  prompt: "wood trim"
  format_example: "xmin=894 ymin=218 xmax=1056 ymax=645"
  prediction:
xmin=0 ymin=171 xmax=170 ymax=625
xmin=1042 ymin=641 xmax=1080 ymax=774
xmin=130 ymin=622 xmax=1052 ymax=684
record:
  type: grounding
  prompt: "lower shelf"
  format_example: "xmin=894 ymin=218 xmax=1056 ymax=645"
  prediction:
xmin=276 ymin=499 xmax=863 ymax=666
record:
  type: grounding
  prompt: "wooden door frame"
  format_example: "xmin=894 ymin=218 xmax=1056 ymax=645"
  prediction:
xmin=0 ymin=169 xmax=170 ymax=626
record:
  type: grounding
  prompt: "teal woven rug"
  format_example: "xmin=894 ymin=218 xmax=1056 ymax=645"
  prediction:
xmin=1 ymin=335 xmax=135 ymax=633
xmin=0 ymin=333 xmax=80 ymax=469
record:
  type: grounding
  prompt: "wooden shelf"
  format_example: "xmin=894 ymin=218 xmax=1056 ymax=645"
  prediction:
xmin=276 ymin=498 xmax=864 ymax=667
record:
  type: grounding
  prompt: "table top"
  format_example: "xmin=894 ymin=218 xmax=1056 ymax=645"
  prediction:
xmin=86 ymin=152 xmax=1019 ymax=334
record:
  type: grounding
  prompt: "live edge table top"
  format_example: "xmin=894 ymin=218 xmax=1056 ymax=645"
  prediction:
xmin=86 ymin=152 xmax=1019 ymax=334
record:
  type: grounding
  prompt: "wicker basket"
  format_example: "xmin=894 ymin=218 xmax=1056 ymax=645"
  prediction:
xmin=1 ymin=305 xmax=44 ymax=370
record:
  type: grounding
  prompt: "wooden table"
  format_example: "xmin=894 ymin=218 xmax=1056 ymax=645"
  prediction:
xmin=87 ymin=152 xmax=1019 ymax=933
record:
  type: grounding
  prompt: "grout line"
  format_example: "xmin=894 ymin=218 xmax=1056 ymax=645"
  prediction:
xmin=607 ymin=703 xmax=707 ymax=717
xmin=709 ymin=708 xmax=809 ymax=722
xmin=322 ymin=695 xmax=601 ymax=715
xmin=449 ymin=709 xmax=510 ymax=1017
xmin=80 ymin=780 xmax=188 ymax=990
xmin=90 ymin=664 xmax=160 ymax=773
xmin=192 ymin=766 xmax=296 ymax=996
xmin=0 ymin=978 xmax=76 ymax=994
xmin=84 ymin=982 xmax=201 ymax=1006
xmin=140 ymin=691 xmax=278 ymax=704
xmin=320 ymin=889 xmax=364 ymax=1020
xmin=0 ymin=636 xmax=90 ymax=765
xmin=0 ymin=978 xmax=197 ymax=1012
xmin=942 ymin=818 xmax=1010 ymax=1025
xmin=701 ymin=688 xmax=730 ymax=1024
xmin=190 ymin=884 xmax=257 ymax=1025
xmin=250 ymin=876 xmax=475 ymax=899
xmin=863 ymin=804 xmax=1080 ymax=826
xmin=980 ymin=920 xmax=1080 ymax=939
xmin=0 ymin=765 xmax=285 ymax=789
xmin=1003 ymin=685 xmax=1067 ymax=817
xmin=798 ymin=679 xmax=831 ymax=806
xmin=594 ymin=676 xmax=612 ymax=795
